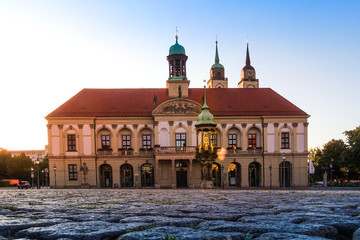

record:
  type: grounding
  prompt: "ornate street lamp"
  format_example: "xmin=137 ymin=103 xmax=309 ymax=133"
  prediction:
xmin=53 ymin=163 xmax=57 ymax=189
xmin=282 ymin=153 xmax=286 ymax=189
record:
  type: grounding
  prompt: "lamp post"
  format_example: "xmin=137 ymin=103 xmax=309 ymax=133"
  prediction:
xmin=282 ymin=153 xmax=286 ymax=189
xmin=41 ymin=169 xmax=44 ymax=188
xmin=31 ymin=167 xmax=34 ymax=189
xmin=269 ymin=165 xmax=272 ymax=189
xmin=329 ymin=161 xmax=333 ymax=188
xmin=45 ymin=168 xmax=48 ymax=187
xmin=53 ymin=164 xmax=57 ymax=189
xmin=221 ymin=165 xmax=224 ymax=189
xmin=35 ymin=158 xmax=40 ymax=189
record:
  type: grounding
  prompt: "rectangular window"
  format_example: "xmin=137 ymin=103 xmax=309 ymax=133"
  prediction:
xmin=210 ymin=134 xmax=217 ymax=147
xmin=67 ymin=134 xmax=76 ymax=152
xmin=122 ymin=135 xmax=131 ymax=148
xmin=228 ymin=134 xmax=237 ymax=148
xmin=281 ymin=132 xmax=290 ymax=149
xmin=142 ymin=135 xmax=151 ymax=149
xmin=101 ymin=135 xmax=111 ymax=149
xmin=176 ymin=133 xmax=186 ymax=147
xmin=68 ymin=164 xmax=77 ymax=181
xmin=248 ymin=134 xmax=257 ymax=149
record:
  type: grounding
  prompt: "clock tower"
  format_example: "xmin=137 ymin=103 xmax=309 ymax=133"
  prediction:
xmin=166 ymin=34 xmax=190 ymax=97
xmin=238 ymin=43 xmax=259 ymax=88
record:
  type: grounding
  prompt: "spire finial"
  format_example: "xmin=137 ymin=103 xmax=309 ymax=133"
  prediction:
xmin=245 ymin=42 xmax=251 ymax=66
xmin=215 ymin=38 xmax=220 ymax=64
xmin=175 ymin=27 xmax=178 ymax=41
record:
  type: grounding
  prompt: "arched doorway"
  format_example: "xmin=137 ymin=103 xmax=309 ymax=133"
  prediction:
xmin=176 ymin=160 xmax=188 ymax=188
xmin=279 ymin=161 xmax=292 ymax=187
xmin=141 ymin=163 xmax=154 ymax=188
xmin=228 ymin=162 xmax=241 ymax=187
xmin=212 ymin=163 xmax=221 ymax=187
xmin=99 ymin=164 xmax=112 ymax=188
xmin=248 ymin=162 xmax=261 ymax=187
xmin=120 ymin=164 xmax=133 ymax=188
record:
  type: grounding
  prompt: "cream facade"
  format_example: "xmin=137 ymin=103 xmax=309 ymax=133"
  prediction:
xmin=46 ymin=37 xmax=310 ymax=189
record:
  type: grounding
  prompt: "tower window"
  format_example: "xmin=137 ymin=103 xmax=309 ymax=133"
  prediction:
xmin=248 ymin=134 xmax=256 ymax=149
xmin=142 ymin=135 xmax=151 ymax=149
xmin=176 ymin=133 xmax=186 ymax=147
xmin=68 ymin=164 xmax=77 ymax=181
xmin=228 ymin=134 xmax=237 ymax=148
xmin=281 ymin=132 xmax=290 ymax=149
xmin=210 ymin=134 xmax=217 ymax=147
xmin=67 ymin=134 xmax=76 ymax=152
xmin=122 ymin=135 xmax=131 ymax=148
xmin=101 ymin=135 xmax=111 ymax=149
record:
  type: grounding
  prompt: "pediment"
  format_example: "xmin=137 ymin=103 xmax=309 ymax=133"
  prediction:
xmin=152 ymin=99 xmax=202 ymax=116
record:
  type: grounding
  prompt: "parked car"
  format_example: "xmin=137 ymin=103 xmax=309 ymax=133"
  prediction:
xmin=18 ymin=181 xmax=30 ymax=189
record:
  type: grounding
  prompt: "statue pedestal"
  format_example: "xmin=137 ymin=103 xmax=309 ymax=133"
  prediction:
xmin=201 ymin=180 xmax=213 ymax=189
xmin=80 ymin=183 xmax=90 ymax=188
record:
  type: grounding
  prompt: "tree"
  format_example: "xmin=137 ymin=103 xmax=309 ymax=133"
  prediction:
xmin=343 ymin=126 xmax=360 ymax=179
xmin=6 ymin=153 xmax=33 ymax=181
xmin=321 ymin=139 xmax=347 ymax=180
xmin=0 ymin=148 xmax=11 ymax=178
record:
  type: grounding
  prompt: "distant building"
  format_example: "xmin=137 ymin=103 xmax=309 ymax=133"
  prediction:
xmin=46 ymin=36 xmax=309 ymax=189
xmin=10 ymin=147 xmax=48 ymax=163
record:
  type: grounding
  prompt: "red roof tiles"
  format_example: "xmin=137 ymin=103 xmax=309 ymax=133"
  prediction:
xmin=46 ymin=88 xmax=308 ymax=118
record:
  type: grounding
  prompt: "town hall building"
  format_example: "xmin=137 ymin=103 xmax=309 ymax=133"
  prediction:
xmin=46 ymin=35 xmax=309 ymax=188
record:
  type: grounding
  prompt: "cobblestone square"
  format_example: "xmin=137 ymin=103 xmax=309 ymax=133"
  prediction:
xmin=0 ymin=188 xmax=360 ymax=240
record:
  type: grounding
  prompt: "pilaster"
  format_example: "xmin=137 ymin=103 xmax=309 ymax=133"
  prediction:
xmin=78 ymin=124 xmax=84 ymax=155
xmin=274 ymin=123 xmax=279 ymax=152
xmin=47 ymin=124 xmax=52 ymax=156
xmin=58 ymin=125 xmax=64 ymax=156
xmin=292 ymin=123 xmax=298 ymax=153
xmin=187 ymin=121 xmax=192 ymax=146
xmin=111 ymin=124 xmax=117 ymax=155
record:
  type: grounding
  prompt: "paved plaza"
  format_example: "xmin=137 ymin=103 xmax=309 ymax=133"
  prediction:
xmin=0 ymin=188 xmax=360 ymax=240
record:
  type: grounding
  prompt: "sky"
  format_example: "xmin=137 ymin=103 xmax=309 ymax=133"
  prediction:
xmin=0 ymin=0 xmax=359 ymax=151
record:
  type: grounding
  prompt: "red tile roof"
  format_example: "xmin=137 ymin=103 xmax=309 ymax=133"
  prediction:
xmin=46 ymin=88 xmax=308 ymax=118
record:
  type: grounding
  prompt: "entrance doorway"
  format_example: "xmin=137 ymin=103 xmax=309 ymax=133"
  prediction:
xmin=279 ymin=161 xmax=292 ymax=187
xmin=176 ymin=171 xmax=187 ymax=187
xmin=141 ymin=163 xmax=154 ymax=188
xmin=99 ymin=164 xmax=112 ymax=188
xmin=248 ymin=162 xmax=261 ymax=187
xmin=228 ymin=162 xmax=241 ymax=187
xmin=120 ymin=164 xmax=133 ymax=188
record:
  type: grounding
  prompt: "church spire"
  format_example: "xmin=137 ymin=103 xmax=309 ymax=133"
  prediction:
xmin=207 ymin=39 xmax=227 ymax=88
xmin=215 ymin=40 xmax=220 ymax=64
xmin=245 ymin=43 xmax=251 ymax=66
xmin=238 ymin=42 xmax=258 ymax=88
